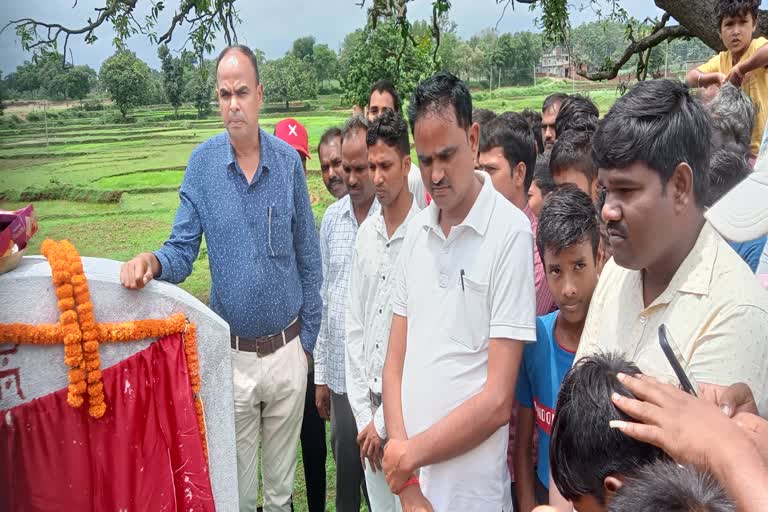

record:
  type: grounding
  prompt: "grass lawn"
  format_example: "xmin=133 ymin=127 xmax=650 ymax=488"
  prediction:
xmin=0 ymin=81 xmax=622 ymax=509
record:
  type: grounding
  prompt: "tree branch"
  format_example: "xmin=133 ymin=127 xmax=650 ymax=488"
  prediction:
xmin=577 ymin=22 xmax=689 ymax=81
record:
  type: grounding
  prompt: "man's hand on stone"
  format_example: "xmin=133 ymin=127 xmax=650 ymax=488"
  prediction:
xmin=315 ymin=383 xmax=330 ymax=420
xmin=357 ymin=420 xmax=383 ymax=472
xmin=120 ymin=253 xmax=159 ymax=290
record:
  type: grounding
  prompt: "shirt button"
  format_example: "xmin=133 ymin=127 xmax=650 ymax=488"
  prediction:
xmin=379 ymin=309 xmax=383 ymax=314
xmin=375 ymin=344 xmax=379 ymax=349
xmin=439 ymin=273 xmax=448 ymax=287
xmin=382 ymin=275 xmax=386 ymax=281
xmin=374 ymin=377 xmax=378 ymax=382
xmin=639 ymin=316 xmax=647 ymax=324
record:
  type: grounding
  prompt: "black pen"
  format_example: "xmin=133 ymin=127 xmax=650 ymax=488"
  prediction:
xmin=460 ymin=269 xmax=465 ymax=291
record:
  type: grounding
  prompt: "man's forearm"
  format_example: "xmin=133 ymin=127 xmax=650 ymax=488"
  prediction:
xmin=711 ymin=436 xmax=768 ymax=511
xmin=514 ymin=451 xmax=536 ymax=512
xmin=382 ymin=357 xmax=407 ymax=440
xmin=406 ymin=388 xmax=510 ymax=471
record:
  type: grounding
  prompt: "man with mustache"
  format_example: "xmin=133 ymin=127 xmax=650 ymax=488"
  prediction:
xmin=315 ymin=113 xmax=378 ymax=512
xmin=576 ymin=79 xmax=768 ymax=415
xmin=382 ymin=72 xmax=537 ymax=511
xmin=346 ymin=110 xmax=420 ymax=512
xmin=119 ymin=45 xmax=322 ymax=511
xmin=318 ymin=127 xmax=348 ymax=199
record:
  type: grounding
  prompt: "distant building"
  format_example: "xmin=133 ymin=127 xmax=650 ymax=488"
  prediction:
xmin=537 ymin=46 xmax=571 ymax=78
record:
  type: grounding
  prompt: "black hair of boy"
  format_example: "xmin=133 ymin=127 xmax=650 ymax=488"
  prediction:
xmin=472 ymin=108 xmax=497 ymax=128
xmin=522 ymin=108 xmax=545 ymax=154
xmin=407 ymin=71 xmax=473 ymax=134
xmin=366 ymin=109 xmax=410 ymax=157
xmin=607 ymin=459 xmax=735 ymax=512
xmin=707 ymin=144 xmax=751 ymax=207
xmin=550 ymin=129 xmax=597 ymax=185
xmin=480 ymin=113 xmax=537 ymax=192
xmin=592 ymin=79 xmax=711 ymax=208
xmin=550 ymin=352 xmax=666 ymax=503
xmin=555 ymin=94 xmax=599 ymax=136
xmin=534 ymin=151 xmax=557 ymax=196
xmin=369 ymin=79 xmax=402 ymax=114
xmin=318 ymin=126 xmax=342 ymax=155
xmin=715 ymin=0 xmax=761 ymax=27
xmin=536 ymin=184 xmax=600 ymax=264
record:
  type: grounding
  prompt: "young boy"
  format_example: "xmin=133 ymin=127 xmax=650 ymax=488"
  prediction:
xmin=550 ymin=129 xmax=599 ymax=201
xmin=513 ymin=185 xmax=601 ymax=511
xmin=688 ymin=0 xmax=768 ymax=156
xmin=549 ymin=353 xmax=666 ymax=512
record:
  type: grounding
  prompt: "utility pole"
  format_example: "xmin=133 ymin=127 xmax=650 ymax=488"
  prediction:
xmin=43 ymin=101 xmax=49 ymax=153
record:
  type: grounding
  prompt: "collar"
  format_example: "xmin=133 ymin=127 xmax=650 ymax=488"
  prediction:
xmin=424 ymin=171 xmax=496 ymax=238
xmin=375 ymin=195 xmax=422 ymax=242
xmin=226 ymin=128 xmax=270 ymax=179
xmin=342 ymin=194 xmax=380 ymax=226
xmin=646 ymin=222 xmax=717 ymax=307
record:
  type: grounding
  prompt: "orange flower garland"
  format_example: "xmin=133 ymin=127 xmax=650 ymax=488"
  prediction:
xmin=0 ymin=240 xmax=208 ymax=462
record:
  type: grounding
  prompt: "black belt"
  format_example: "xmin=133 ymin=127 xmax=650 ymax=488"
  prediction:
xmin=230 ymin=320 xmax=301 ymax=357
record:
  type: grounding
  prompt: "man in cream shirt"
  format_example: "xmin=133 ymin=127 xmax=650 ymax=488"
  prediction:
xmin=577 ymin=79 xmax=768 ymax=415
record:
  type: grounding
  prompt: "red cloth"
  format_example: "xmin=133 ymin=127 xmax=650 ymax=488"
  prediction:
xmin=1 ymin=333 xmax=214 ymax=511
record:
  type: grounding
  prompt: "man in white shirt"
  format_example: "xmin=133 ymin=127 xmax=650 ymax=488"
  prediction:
xmin=315 ymin=114 xmax=379 ymax=512
xmin=381 ymin=72 xmax=537 ymax=511
xmin=367 ymin=79 xmax=428 ymax=208
xmin=346 ymin=110 xmax=420 ymax=512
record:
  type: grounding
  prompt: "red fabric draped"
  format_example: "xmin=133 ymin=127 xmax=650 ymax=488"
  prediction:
xmin=0 ymin=333 xmax=214 ymax=511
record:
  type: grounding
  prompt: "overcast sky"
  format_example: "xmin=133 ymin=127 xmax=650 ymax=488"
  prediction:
xmin=0 ymin=0 xmax=662 ymax=74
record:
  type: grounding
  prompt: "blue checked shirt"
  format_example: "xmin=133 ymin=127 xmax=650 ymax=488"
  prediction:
xmin=154 ymin=130 xmax=323 ymax=354
xmin=315 ymin=194 xmax=379 ymax=393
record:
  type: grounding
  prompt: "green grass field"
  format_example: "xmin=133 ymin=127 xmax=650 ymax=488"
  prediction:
xmin=0 ymin=79 xmax=623 ymax=510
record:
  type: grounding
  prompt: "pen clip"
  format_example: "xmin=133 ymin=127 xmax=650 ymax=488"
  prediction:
xmin=460 ymin=269 xmax=465 ymax=291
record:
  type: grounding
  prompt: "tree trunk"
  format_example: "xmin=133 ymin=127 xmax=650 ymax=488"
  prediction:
xmin=656 ymin=0 xmax=768 ymax=52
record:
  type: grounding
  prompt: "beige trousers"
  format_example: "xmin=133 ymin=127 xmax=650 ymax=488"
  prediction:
xmin=232 ymin=335 xmax=308 ymax=512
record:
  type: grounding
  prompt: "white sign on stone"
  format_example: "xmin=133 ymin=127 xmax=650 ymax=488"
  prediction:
xmin=0 ymin=255 xmax=238 ymax=510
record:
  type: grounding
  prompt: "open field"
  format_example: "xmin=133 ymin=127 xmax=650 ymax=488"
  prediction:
xmin=0 ymin=79 xmax=624 ymax=510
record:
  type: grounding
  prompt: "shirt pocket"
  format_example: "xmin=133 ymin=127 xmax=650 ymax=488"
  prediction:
xmin=267 ymin=206 xmax=293 ymax=258
xmin=449 ymin=275 xmax=491 ymax=351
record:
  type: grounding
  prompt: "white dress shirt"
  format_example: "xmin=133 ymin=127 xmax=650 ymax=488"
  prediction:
xmin=408 ymin=163 xmax=428 ymax=209
xmin=345 ymin=197 xmax=422 ymax=439
xmin=315 ymin=194 xmax=380 ymax=393
xmin=392 ymin=174 xmax=537 ymax=511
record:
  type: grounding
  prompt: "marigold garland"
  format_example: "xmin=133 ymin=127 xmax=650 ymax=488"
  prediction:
xmin=0 ymin=239 xmax=208 ymax=463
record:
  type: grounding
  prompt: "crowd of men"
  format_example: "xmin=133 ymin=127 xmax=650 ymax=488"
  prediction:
xmin=119 ymin=1 xmax=768 ymax=510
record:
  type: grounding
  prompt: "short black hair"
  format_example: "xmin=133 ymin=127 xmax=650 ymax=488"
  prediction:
xmin=592 ymin=79 xmax=711 ymax=208
xmin=473 ymin=108 xmax=497 ymax=128
xmin=716 ymin=0 xmax=761 ymax=27
xmin=216 ymin=45 xmax=260 ymax=83
xmin=318 ymin=126 xmax=342 ymax=155
xmin=366 ymin=109 xmax=411 ymax=156
xmin=369 ymin=79 xmax=402 ymax=114
xmin=707 ymin=144 xmax=751 ymax=206
xmin=550 ymin=129 xmax=597 ymax=184
xmin=537 ymin=184 xmax=600 ymax=263
xmin=533 ymin=151 xmax=557 ymax=196
xmin=407 ymin=71 xmax=473 ymax=134
xmin=543 ymin=92 xmax=569 ymax=114
xmin=608 ymin=460 xmax=735 ymax=512
xmin=522 ymin=108 xmax=545 ymax=155
xmin=555 ymin=94 xmax=599 ymax=136
xmin=550 ymin=352 xmax=666 ymax=503
xmin=479 ymin=113 xmax=537 ymax=191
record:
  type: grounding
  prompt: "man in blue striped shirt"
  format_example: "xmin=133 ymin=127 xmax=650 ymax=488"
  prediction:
xmin=120 ymin=45 xmax=322 ymax=512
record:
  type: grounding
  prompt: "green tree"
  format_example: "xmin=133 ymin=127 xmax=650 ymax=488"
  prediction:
xmin=158 ymin=45 xmax=185 ymax=117
xmin=312 ymin=43 xmax=338 ymax=88
xmin=191 ymin=68 xmax=213 ymax=118
xmin=51 ymin=66 xmax=94 ymax=100
xmin=261 ymin=54 xmax=317 ymax=110
xmin=341 ymin=19 xmax=436 ymax=108
xmin=291 ymin=36 xmax=316 ymax=62
xmin=99 ymin=50 xmax=151 ymax=119
xmin=572 ymin=20 xmax=632 ymax=73
xmin=0 ymin=72 xmax=5 ymax=116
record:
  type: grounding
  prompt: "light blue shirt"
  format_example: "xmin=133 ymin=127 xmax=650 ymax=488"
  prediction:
xmin=154 ymin=130 xmax=322 ymax=353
